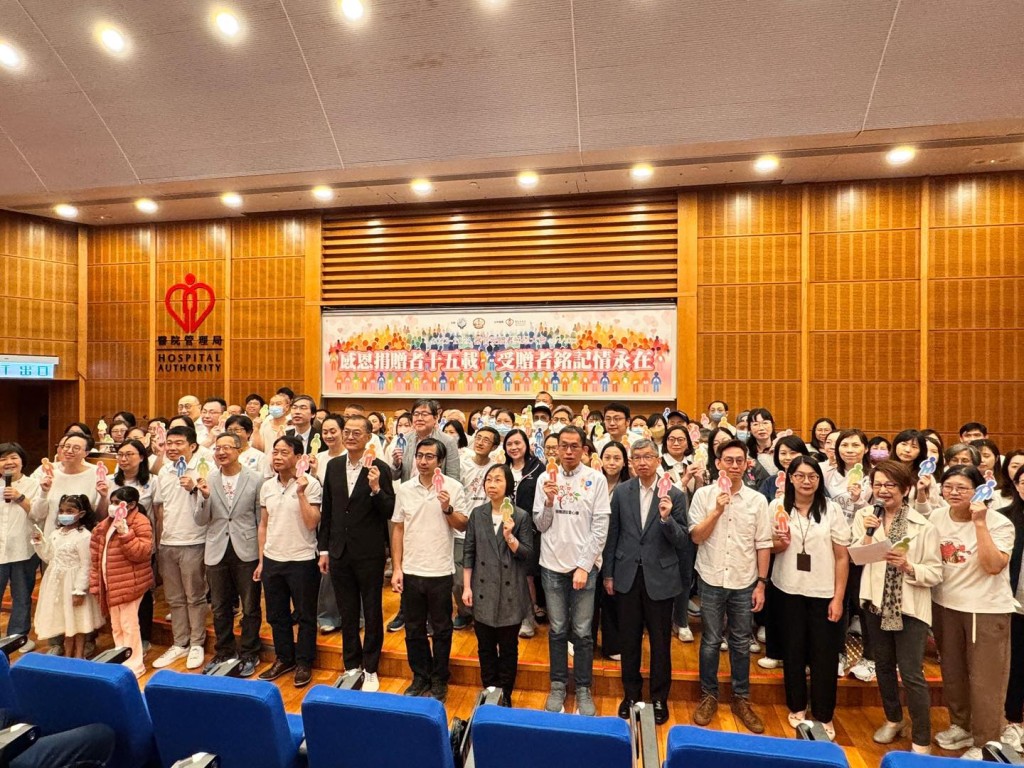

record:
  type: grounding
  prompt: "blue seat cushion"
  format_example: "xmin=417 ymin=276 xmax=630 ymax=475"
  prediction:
xmin=666 ymin=725 xmax=848 ymax=768
xmin=882 ymin=754 xmax=965 ymax=768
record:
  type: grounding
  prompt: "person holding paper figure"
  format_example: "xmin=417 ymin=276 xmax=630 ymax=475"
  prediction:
xmin=769 ymin=456 xmax=851 ymax=740
xmin=852 ymin=460 xmax=941 ymax=755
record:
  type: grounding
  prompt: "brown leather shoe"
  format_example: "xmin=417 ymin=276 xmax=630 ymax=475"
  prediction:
xmin=294 ymin=665 xmax=312 ymax=688
xmin=731 ymin=697 xmax=765 ymax=734
xmin=258 ymin=659 xmax=295 ymax=681
xmin=693 ymin=692 xmax=718 ymax=726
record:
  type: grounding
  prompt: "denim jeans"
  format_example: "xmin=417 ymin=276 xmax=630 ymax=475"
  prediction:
xmin=0 ymin=556 xmax=38 ymax=636
xmin=671 ymin=541 xmax=695 ymax=628
xmin=542 ymin=566 xmax=598 ymax=687
xmin=698 ymin=578 xmax=755 ymax=698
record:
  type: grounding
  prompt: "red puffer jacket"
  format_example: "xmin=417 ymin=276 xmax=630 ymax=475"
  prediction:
xmin=90 ymin=510 xmax=154 ymax=614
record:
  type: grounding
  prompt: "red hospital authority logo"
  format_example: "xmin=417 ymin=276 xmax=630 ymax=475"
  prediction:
xmin=164 ymin=274 xmax=216 ymax=333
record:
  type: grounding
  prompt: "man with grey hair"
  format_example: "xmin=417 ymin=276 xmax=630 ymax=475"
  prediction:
xmin=194 ymin=431 xmax=265 ymax=677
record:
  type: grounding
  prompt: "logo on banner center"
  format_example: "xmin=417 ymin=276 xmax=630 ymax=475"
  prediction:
xmin=164 ymin=273 xmax=216 ymax=333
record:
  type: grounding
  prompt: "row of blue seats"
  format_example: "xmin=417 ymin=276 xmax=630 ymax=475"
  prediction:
xmin=0 ymin=652 xmax=973 ymax=768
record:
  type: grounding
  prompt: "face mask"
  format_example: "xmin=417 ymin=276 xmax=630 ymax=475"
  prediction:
xmin=57 ymin=513 xmax=78 ymax=526
xmin=495 ymin=424 xmax=512 ymax=437
xmin=869 ymin=449 xmax=890 ymax=462
xmin=710 ymin=412 xmax=724 ymax=423
xmin=269 ymin=406 xmax=285 ymax=419
xmin=736 ymin=430 xmax=750 ymax=443
xmin=549 ymin=422 xmax=565 ymax=435
xmin=629 ymin=427 xmax=644 ymax=437
xmin=534 ymin=420 xmax=549 ymax=431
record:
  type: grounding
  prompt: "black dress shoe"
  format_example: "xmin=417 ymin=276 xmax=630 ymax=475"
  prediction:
xmin=618 ymin=698 xmax=636 ymax=719
xmin=653 ymin=700 xmax=669 ymax=725
xmin=258 ymin=659 xmax=296 ymax=681
xmin=294 ymin=665 xmax=312 ymax=688
xmin=430 ymin=678 xmax=448 ymax=703
xmin=404 ymin=677 xmax=431 ymax=697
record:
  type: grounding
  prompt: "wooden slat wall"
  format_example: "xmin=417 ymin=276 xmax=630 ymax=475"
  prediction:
xmin=321 ymin=195 xmax=679 ymax=305
xmin=928 ymin=174 xmax=1024 ymax=449
xmin=808 ymin=180 xmax=922 ymax=438
xmin=0 ymin=211 xmax=79 ymax=378
xmin=695 ymin=187 xmax=803 ymax=430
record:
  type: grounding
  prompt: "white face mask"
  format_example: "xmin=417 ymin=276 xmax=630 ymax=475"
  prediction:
xmin=535 ymin=420 xmax=549 ymax=431
xmin=549 ymin=422 xmax=565 ymax=435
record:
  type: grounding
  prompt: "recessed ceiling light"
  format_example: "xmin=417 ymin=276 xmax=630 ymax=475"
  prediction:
xmin=53 ymin=204 xmax=79 ymax=219
xmin=340 ymin=0 xmax=365 ymax=21
xmin=312 ymin=185 xmax=334 ymax=201
xmin=0 ymin=42 xmax=22 ymax=70
xmin=754 ymin=155 xmax=780 ymax=173
xmin=517 ymin=170 xmax=539 ymax=188
xmin=886 ymin=145 xmax=916 ymax=165
xmin=221 ymin=192 xmax=243 ymax=208
xmin=213 ymin=10 xmax=241 ymax=38
xmin=410 ymin=178 xmax=433 ymax=195
xmin=135 ymin=198 xmax=158 ymax=214
xmin=630 ymin=163 xmax=654 ymax=181
xmin=97 ymin=25 xmax=127 ymax=54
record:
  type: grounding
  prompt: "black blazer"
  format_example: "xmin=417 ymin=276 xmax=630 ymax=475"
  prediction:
xmin=286 ymin=425 xmax=322 ymax=456
xmin=512 ymin=455 xmax=544 ymax=514
xmin=318 ymin=456 xmax=395 ymax=561
xmin=602 ymin=478 xmax=690 ymax=602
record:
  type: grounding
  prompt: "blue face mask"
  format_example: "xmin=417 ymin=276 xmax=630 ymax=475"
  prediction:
xmin=57 ymin=513 xmax=78 ymax=526
xmin=710 ymin=412 xmax=724 ymax=423
xmin=629 ymin=427 xmax=645 ymax=437
xmin=495 ymin=424 xmax=512 ymax=437
xmin=269 ymin=406 xmax=285 ymax=420
xmin=736 ymin=430 xmax=750 ymax=443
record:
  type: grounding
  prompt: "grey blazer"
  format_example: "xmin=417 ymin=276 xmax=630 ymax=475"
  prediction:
xmin=392 ymin=428 xmax=461 ymax=483
xmin=602 ymin=478 xmax=689 ymax=602
xmin=463 ymin=502 xmax=534 ymax=628
xmin=193 ymin=466 xmax=264 ymax=566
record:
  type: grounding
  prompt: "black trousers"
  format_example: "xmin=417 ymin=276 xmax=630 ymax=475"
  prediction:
xmin=775 ymin=587 xmax=842 ymax=722
xmin=864 ymin=609 xmax=931 ymax=747
xmin=262 ymin=557 xmax=319 ymax=667
xmin=207 ymin=542 xmax=262 ymax=658
xmin=1006 ymin=613 xmax=1024 ymax=723
xmin=404 ymin=574 xmax=453 ymax=684
xmin=330 ymin=553 xmax=386 ymax=673
xmin=593 ymin=585 xmax=621 ymax=656
xmin=617 ymin=570 xmax=674 ymax=704
xmin=138 ymin=589 xmax=153 ymax=643
xmin=475 ymin=622 xmax=520 ymax=703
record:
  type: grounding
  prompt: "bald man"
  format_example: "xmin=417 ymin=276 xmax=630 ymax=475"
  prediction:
xmin=178 ymin=395 xmax=201 ymax=422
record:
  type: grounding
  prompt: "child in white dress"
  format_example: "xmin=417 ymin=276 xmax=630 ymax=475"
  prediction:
xmin=31 ymin=494 xmax=103 ymax=657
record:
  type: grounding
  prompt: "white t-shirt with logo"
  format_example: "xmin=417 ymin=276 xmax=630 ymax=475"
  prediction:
xmin=532 ymin=463 xmax=611 ymax=574
xmin=931 ymin=507 xmax=1015 ymax=614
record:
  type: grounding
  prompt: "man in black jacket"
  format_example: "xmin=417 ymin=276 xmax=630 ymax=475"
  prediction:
xmin=318 ymin=415 xmax=396 ymax=692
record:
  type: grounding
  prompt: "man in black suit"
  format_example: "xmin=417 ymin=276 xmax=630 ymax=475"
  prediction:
xmin=602 ymin=438 xmax=689 ymax=725
xmin=318 ymin=414 xmax=395 ymax=692
xmin=286 ymin=394 xmax=322 ymax=455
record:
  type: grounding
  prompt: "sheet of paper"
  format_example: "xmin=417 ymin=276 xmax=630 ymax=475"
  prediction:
xmin=848 ymin=539 xmax=893 ymax=566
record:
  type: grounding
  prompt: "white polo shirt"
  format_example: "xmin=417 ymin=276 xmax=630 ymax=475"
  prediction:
xmin=157 ymin=455 xmax=206 ymax=546
xmin=689 ymin=483 xmax=772 ymax=590
xmin=0 ymin=475 xmax=40 ymax=563
xmin=260 ymin=475 xmax=323 ymax=562
xmin=392 ymin=475 xmax=469 ymax=578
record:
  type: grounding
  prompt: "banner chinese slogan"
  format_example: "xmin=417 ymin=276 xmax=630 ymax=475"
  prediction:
xmin=322 ymin=303 xmax=676 ymax=400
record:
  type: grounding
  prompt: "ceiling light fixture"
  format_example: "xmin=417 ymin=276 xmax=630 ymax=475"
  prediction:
xmin=886 ymin=145 xmax=916 ymax=165
xmin=630 ymin=163 xmax=654 ymax=181
xmin=410 ymin=178 xmax=433 ymax=195
xmin=340 ymin=0 xmax=365 ymax=21
xmin=53 ymin=204 xmax=79 ymax=219
xmin=517 ymin=170 xmax=539 ymax=188
xmin=312 ymin=185 xmax=334 ymax=201
xmin=135 ymin=198 xmax=158 ymax=214
xmin=97 ymin=24 xmax=127 ymax=54
xmin=754 ymin=155 xmax=780 ymax=173
xmin=213 ymin=10 xmax=242 ymax=38
xmin=221 ymin=192 xmax=243 ymax=208
xmin=0 ymin=41 xmax=22 ymax=70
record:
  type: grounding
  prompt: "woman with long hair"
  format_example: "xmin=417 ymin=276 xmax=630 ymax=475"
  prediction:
xmin=504 ymin=428 xmax=546 ymax=637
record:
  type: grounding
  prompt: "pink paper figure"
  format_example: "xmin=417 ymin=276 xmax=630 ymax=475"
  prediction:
xmin=657 ymin=473 xmax=673 ymax=499
xmin=717 ymin=474 xmax=732 ymax=496
xmin=113 ymin=501 xmax=129 ymax=524
xmin=296 ymin=456 xmax=310 ymax=476
xmin=775 ymin=470 xmax=786 ymax=491
xmin=95 ymin=463 xmax=108 ymax=483
xmin=432 ymin=467 xmax=445 ymax=494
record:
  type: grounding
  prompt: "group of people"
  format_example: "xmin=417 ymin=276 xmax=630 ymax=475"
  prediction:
xmin=2 ymin=389 xmax=1022 ymax=760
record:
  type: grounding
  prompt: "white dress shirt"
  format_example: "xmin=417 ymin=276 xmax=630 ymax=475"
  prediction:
xmin=689 ymin=483 xmax=772 ymax=590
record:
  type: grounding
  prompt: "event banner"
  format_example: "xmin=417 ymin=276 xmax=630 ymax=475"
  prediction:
xmin=322 ymin=303 xmax=676 ymax=400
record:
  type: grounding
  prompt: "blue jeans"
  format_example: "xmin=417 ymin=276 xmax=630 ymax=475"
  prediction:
xmin=698 ymin=578 xmax=755 ymax=698
xmin=542 ymin=567 xmax=598 ymax=687
xmin=0 ymin=557 xmax=38 ymax=636
xmin=671 ymin=541 xmax=696 ymax=628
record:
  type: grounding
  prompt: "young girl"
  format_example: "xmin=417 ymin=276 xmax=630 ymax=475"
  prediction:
xmin=31 ymin=494 xmax=103 ymax=658
xmin=90 ymin=486 xmax=154 ymax=677
xmin=462 ymin=464 xmax=535 ymax=704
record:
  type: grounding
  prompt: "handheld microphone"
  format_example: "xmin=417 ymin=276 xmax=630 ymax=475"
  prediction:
xmin=865 ymin=501 xmax=884 ymax=537
xmin=2 ymin=472 xmax=11 ymax=488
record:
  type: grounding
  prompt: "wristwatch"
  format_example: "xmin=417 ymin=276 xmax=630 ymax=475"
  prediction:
xmin=756 ymin=577 xmax=768 ymax=585
xmin=442 ymin=506 xmax=453 ymax=516
xmin=14 ymin=494 xmax=25 ymax=504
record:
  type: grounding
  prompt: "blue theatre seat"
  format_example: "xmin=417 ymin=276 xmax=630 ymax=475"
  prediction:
xmin=9 ymin=653 xmax=158 ymax=768
xmin=144 ymin=670 xmax=304 ymax=768
xmin=0 ymin=653 xmax=19 ymax=713
xmin=301 ymin=686 xmax=454 ymax=768
xmin=881 ymin=753 xmax=964 ymax=768
xmin=471 ymin=705 xmax=633 ymax=768
xmin=665 ymin=725 xmax=848 ymax=768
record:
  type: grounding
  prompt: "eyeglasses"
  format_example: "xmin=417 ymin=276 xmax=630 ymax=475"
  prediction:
xmin=412 ymin=410 xmax=433 ymax=418
xmin=632 ymin=454 xmax=657 ymax=463
xmin=666 ymin=436 xmax=687 ymax=444
xmin=115 ymin=452 xmax=139 ymax=460
xmin=62 ymin=445 xmax=84 ymax=454
xmin=414 ymin=452 xmax=438 ymax=460
xmin=790 ymin=473 xmax=819 ymax=483
xmin=473 ymin=435 xmax=494 ymax=444
xmin=871 ymin=482 xmax=899 ymax=491
xmin=941 ymin=485 xmax=973 ymax=496
xmin=719 ymin=457 xmax=746 ymax=466
xmin=559 ymin=443 xmax=583 ymax=452
xmin=342 ymin=430 xmax=365 ymax=438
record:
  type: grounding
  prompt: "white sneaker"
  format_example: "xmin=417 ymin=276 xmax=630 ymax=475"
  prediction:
xmin=677 ymin=626 xmax=694 ymax=643
xmin=757 ymin=657 xmax=783 ymax=669
xmin=720 ymin=640 xmax=728 ymax=652
xmin=688 ymin=599 xmax=700 ymax=617
xmin=787 ymin=710 xmax=806 ymax=728
xmin=186 ymin=645 xmax=205 ymax=670
xmin=851 ymin=659 xmax=876 ymax=682
xmin=165 ymin=613 xmax=172 ymax=621
xmin=849 ymin=615 xmax=862 ymax=636
xmin=756 ymin=626 xmax=766 ymax=644
xmin=152 ymin=645 xmax=188 ymax=669
xmin=362 ymin=672 xmax=380 ymax=692
xmin=519 ymin=618 xmax=536 ymax=638
xmin=1001 ymin=723 xmax=1024 ymax=753
xmin=749 ymin=641 xmax=761 ymax=654
xmin=838 ymin=654 xmax=847 ymax=677
xmin=16 ymin=640 xmax=35 ymax=654
xmin=961 ymin=747 xmax=983 ymax=761
xmin=936 ymin=724 xmax=974 ymax=751
xmin=568 ymin=641 xmax=574 ymax=657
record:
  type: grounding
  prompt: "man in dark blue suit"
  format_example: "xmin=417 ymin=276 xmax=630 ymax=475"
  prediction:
xmin=602 ymin=438 xmax=689 ymax=725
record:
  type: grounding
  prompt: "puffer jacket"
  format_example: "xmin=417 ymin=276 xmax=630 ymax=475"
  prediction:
xmin=90 ymin=509 xmax=154 ymax=614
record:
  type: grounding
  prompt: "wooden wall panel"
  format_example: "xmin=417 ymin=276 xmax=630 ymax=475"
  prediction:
xmin=0 ymin=211 xmax=79 ymax=379
xmin=321 ymin=196 xmax=678 ymax=305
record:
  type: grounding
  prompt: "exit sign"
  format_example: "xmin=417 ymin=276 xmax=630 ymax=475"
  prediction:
xmin=0 ymin=355 xmax=59 ymax=380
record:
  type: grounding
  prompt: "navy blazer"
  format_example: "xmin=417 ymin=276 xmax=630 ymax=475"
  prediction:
xmin=318 ymin=456 xmax=395 ymax=561
xmin=602 ymin=478 xmax=689 ymax=602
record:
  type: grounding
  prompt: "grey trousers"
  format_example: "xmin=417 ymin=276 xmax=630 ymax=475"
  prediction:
xmin=158 ymin=544 xmax=208 ymax=647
